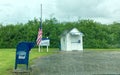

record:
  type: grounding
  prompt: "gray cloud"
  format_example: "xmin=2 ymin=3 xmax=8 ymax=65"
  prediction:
xmin=0 ymin=0 xmax=120 ymax=24
xmin=55 ymin=0 xmax=120 ymax=23
xmin=56 ymin=0 xmax=105 ymax=17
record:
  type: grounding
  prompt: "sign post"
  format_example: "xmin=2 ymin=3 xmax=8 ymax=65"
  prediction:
xmin=39 ymin=44 xmax=41 ymax=52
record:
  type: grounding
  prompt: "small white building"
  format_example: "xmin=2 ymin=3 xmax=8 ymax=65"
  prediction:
xmin=60 ymin=28 xmax=83 ymax=51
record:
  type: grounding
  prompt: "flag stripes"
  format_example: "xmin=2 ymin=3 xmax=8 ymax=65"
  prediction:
xmin=36 ymin=28 xmax=42 ymax=45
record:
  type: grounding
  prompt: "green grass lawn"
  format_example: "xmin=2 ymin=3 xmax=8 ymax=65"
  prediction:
xmin=0 ymin=48 xmax=59 ymax=75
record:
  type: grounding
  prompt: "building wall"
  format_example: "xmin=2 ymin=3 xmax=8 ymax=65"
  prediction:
xmin=70 ymin=34 xmax=82 ymax=51
xmin=61 ymin=34 xmax=83 ymax=51
xmin=61 ymin=37 xmax=66 ymax=51
xmin=80 ymin=36 xmax=83 ymax=50
xmin=65 ymin=33 xmax=83 ymax=51
xmin=66 ymin=33 xmax=71 ymax=51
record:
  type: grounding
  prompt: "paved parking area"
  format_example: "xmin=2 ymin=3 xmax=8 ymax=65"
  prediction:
xmin=31 ymin=51 xmax=120 ymax=75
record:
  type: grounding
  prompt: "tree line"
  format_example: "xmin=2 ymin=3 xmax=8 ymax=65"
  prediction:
xmin=0 ymin=18 xmax=120 ymax=48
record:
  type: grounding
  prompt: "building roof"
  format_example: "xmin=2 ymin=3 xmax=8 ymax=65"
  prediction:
xmin=61 ymin=28 xmax=83 ymax=37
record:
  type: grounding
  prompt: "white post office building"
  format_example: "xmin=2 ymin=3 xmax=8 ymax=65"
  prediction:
xmin=60 ymin=28 xmax=83 ymax=51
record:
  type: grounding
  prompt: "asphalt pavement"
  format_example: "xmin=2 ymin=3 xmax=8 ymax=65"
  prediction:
xmin=31 ymin=50 xmax=120 ymax=75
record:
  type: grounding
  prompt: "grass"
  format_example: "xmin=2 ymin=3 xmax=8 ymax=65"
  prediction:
xmin=0 ymin=48 xmax=59 ymax=75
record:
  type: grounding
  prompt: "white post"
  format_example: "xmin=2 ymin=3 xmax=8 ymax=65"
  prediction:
xmin=47 ymin=46 xmax=48 ymax=52
xmin=39 ymin=44 xmax=41 ymax=52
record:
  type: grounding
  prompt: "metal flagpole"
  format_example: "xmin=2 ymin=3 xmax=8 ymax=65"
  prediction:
xmin=38 ymin=4 xmax=42 ymax=52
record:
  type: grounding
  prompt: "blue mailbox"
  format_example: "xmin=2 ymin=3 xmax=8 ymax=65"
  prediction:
xmin=15 ymin=42 xmax=35 ymax=70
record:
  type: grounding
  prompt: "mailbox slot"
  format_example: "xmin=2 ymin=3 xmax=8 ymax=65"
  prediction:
xmin=17 ymin=51 xmax=26 ymax=59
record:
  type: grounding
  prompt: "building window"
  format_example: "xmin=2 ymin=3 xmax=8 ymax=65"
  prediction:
xmin=78 ymin=40 xmax=80 ymax=43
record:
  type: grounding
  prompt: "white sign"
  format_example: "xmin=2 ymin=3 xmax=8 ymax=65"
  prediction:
xmin=40 ymin=39 xmax=50 ymax=46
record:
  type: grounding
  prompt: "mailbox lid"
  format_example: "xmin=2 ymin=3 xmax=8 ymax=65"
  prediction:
xmin=17 ymin=42 xmax=35 ymax=52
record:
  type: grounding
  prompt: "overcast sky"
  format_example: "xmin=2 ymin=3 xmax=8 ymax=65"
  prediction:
xmin=0 ymin=0 xmax=120 ymax=25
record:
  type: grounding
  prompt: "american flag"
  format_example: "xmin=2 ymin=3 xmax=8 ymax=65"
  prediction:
xmin=36 ymin=18 xmax=42 ymax=45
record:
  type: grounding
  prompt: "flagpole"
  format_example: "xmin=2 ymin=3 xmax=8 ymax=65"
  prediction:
xmin=41 ymin=4 xmax=42 ymax=21
xmin=38 ymin=4 xmax=42 ymax=52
